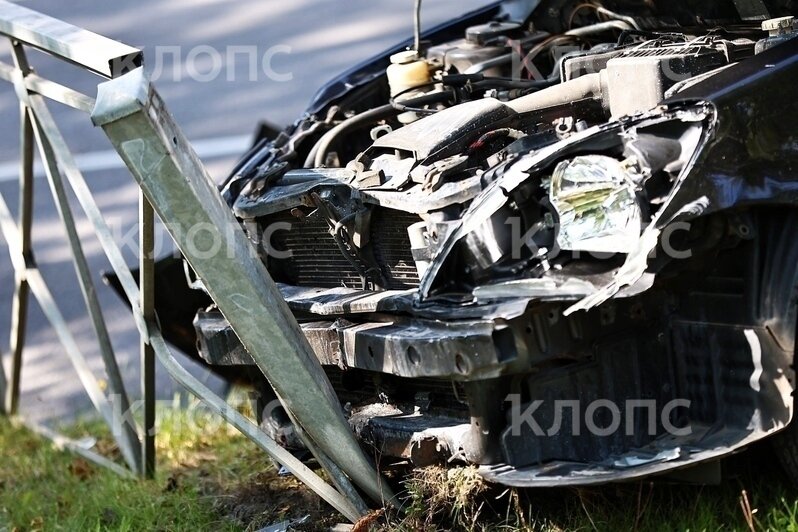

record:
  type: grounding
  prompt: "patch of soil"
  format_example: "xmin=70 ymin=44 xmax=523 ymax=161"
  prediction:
xmin=210 ymin=468 xmax=341 ymax=531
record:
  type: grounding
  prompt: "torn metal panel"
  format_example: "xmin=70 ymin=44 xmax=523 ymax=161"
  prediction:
xmin=563 ymin=226 xmax=663 ymax=315
xmin=473 ymin=277 xmax=596 ymax=301
xmin=359 ymin=175 xmax=484 ymax=214
xmin=233 ymin=168 xmax=352 ymax=218
xmin=277 ymin=284 xmax=533 ymax=320
xmin=349 ymin=404 xmax=472 ymax=466
xmin=233 ymin=167 xmax=485 ymax=218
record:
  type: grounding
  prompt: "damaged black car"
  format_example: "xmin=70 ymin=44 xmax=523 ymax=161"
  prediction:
xmin=149 ymin=0 xmax=798 ymax=488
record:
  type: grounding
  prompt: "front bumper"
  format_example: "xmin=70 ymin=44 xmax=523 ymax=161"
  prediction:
xmin=195 ymin=280 xmax=794 ymax=487
xmin=196 ymin=286 xmax=521 ymax=381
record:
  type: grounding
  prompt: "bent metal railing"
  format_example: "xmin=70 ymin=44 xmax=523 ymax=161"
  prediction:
xmin=0 ymin=1 xmax=393 ymax=521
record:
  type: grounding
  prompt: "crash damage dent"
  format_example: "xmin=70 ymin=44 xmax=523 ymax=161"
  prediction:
xmin=420 ymin=41 xmax=797 ymax=320
xmin=177 ymin=19 xmax=798 ymax=487
xmin=418 ymin=104 xmax=713 ymax=309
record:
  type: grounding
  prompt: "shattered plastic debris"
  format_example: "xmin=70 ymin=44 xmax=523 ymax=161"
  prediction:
xmin=74 ymin=436 xmax=98 ymax=450
xmin=549 ymin=155 xmax=642 ymax=254
xmin=257 ymin=514 xmax=310 ymax=532
xmin=612 ymin=447 xmax=683 ymax=468
xmin=473 ymin=277 xmax=596 ymax=301
xmin=565 ymin=195 xmax=711 ymax=315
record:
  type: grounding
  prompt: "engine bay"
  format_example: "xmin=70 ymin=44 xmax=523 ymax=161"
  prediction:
xmin=220 ymin=1 xmax=795 ymax=308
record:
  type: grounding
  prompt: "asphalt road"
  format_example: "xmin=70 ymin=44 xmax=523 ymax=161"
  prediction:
xmin=0 ymin=0 xmax=494 ymax=424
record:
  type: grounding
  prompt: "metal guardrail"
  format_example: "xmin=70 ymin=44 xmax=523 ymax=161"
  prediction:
xmin=0 ymin=0 xmax=393 ymax=522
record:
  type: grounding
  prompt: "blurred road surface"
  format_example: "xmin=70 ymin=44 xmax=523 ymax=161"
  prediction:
xmin=0 ymin=0 xmax=493 ymax=423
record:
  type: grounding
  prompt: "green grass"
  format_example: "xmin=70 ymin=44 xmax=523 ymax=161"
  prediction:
xmin=0 ymin=411 xmax=234 ymax=531
xmin=1 ymin=402 xmax=797 ymax=531
xmin=386 ymin=453 xmax=798 ymax=531
xmin=0 ymin=401 xmax=331 ymax=531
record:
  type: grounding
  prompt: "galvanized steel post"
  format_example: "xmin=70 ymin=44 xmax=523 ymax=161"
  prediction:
xmin=92 ymin=67 xmax=396 ymax=506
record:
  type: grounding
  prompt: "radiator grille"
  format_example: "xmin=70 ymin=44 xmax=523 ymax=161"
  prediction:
xmin=371 ymin=208 xmax=421 ymax=289
xmin=261 ymin=208 xmax=420 ymax=289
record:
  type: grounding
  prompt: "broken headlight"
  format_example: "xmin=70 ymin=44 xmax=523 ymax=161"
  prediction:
xmin=419 ymin=108 xmax=710 ymax=302
xmin=548 ymin=155 xmax=644 ymax=255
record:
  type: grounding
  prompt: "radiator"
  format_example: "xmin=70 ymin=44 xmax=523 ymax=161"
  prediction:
xmin=260 ymin=207 xmax=421 ymax=290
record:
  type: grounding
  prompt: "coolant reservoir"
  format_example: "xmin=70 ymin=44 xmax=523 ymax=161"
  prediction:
xmin=387 ymin=50 xmax=430 ymax=96
xmin=387 ymin=50 xmax=431 ymax=124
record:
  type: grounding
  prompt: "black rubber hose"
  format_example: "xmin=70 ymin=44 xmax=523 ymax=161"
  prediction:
xmin=306 ymin=90 xmax=454 ymax=168
xmin=472 ymin=78 xmax=555 ymax=90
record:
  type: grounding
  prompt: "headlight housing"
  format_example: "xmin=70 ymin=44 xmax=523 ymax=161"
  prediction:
xmin=418 ymin=107 xmax=710 ymax=302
